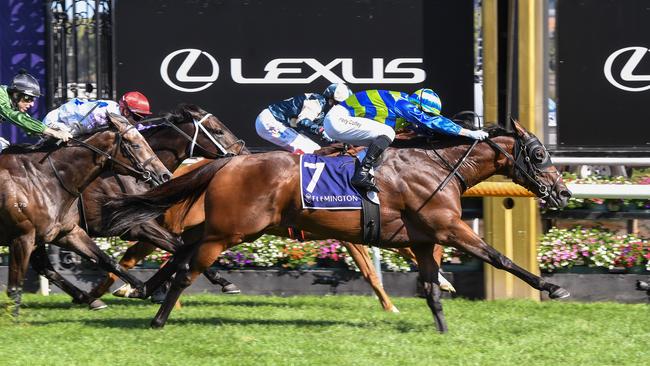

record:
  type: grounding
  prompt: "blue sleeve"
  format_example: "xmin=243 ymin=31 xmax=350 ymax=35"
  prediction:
xmin=394 ymin=99 xmax=462 ymax=136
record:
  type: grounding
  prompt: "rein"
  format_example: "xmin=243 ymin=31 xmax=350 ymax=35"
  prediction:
xmin=428 ymin=140 xmax=479 ymax=195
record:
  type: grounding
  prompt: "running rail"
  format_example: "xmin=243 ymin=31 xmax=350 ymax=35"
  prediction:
xmin=463 ymin=182 xmax=650 ymax=199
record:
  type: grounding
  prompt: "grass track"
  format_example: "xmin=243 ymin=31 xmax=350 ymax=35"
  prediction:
xmin=0 ymin=294 xmax=648 ymax=365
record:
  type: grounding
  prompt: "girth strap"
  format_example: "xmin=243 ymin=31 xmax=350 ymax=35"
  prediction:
xmin=48 ymin=156 xmax=89 ymax=232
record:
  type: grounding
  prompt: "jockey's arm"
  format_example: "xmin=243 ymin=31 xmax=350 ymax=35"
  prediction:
xmin=296 ymin=98 xmax=324 ymax=129
xmin=0 ymin=86 xmax=46 ymax=135
xmin=394 ymin=99 xmax=463 ymax=136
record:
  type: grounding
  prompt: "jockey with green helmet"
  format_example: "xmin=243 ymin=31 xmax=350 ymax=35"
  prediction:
xmin=255 ymin=83 xmax=352 ymax=154
xmin=0 ymin=70 xmax=73 ymax=150
xmin=323 ymin=88 xmax=488 ymax=191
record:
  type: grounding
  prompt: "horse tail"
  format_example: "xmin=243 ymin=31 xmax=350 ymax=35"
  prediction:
xmin=104 ymin=157 xmax=233 ymax=236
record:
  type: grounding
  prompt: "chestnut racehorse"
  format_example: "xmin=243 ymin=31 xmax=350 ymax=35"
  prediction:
xmin=106 ymin=121 xmax=571 ymax=332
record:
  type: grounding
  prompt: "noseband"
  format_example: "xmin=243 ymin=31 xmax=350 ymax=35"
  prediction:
xmin=161 ymin=112 xmax=246 ymax=158
xmin=485 ymin=134 xmax=560 ymax=201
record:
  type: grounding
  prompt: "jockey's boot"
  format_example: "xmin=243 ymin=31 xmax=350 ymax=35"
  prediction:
xmin=351 ymin=135 xmax=392 ymax=192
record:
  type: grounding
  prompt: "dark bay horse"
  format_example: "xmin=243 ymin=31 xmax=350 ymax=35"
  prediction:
xmin=0 ymin=114 xmax=171 ymax=315
xmin=25 ymin=104 xmax=248 ymax=309
xmin=106 ymin=121 xmax=571 ymax=331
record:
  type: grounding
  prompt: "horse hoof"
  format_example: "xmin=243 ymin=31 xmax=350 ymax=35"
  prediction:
xmin=112 ymin=284 xmax=133 ymax=298
xmin=150 ymin=319 xmax=166 ymax=329
xmin=389 ymin=305 xmax=400 ymax=313
xmin=221 ymin=284 xmax=241 ymax=294
xmin=89 ymin=299 xmax=108 ymax=311
xmin=549 ymin=287 xmax=571 ymax=299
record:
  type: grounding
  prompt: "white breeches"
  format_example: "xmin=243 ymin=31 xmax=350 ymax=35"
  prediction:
xmin=0 ymin=137 xmax=9 ymax=152
xmin=255 ymin=108 xmax=322 ymax=154
xmin=323 ymin=104 xmax=395 ymax=146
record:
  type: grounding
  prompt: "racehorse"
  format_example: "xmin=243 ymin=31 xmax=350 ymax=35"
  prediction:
xmin=0 ymin=114 xmax=171 ymax=315
xmin=106 ymin=121 xmax=572 ymax=331
xmin=24 ymin=104 xmax=248 ymax=309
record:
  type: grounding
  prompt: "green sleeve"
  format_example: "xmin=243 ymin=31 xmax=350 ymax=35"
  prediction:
xmin=0 ymin=86 xmax=47 ymax=134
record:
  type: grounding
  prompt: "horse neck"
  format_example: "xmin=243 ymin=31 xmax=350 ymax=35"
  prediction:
xmin=48 ymin=134 xmax=117 ymax=194
xmin=455 ymin=136 xmax=515 ymax=189
xmin=143 ymin=128 xmax=189 ymax=171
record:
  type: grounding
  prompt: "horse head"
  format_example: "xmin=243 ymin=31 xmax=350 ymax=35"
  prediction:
xmin=103 ymin=113 xmax=172 ymax=185
xmin=501 ymin=120 xmax=571 ymax=208
xmin=162 ymin=103 xmax=249 ymax=158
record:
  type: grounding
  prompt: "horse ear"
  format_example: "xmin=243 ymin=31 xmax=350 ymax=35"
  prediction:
xmin=107 ymin=113 xmax=129 ymax=131
xmin=511 ymin=119 xmax=528 ymax=137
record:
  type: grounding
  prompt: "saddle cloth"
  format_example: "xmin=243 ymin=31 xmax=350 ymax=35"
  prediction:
xmin=300 ymin=154 xmax=362 ymax=210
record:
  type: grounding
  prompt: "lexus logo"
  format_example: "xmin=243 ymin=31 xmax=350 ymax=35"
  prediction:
xmin=160 ymin=48 xmax=219 ymax=92
xmin=603 ymin=46 xmax=650 ymax=92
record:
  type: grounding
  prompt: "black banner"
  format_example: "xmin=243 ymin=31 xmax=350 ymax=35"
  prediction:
xmin=115 ymin=0 xmax=474 ymax=148
xmin=557 ymin=0 xmax=650 ymax=150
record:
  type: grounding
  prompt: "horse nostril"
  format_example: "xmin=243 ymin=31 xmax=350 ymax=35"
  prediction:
xmin=162 ymin=173 xmax=172 ymax=182
xmin=560 ymin=190 xmax=572 ymax=199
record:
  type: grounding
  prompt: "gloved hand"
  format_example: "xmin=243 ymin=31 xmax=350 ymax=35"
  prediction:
xmin=462 ymin=129 xmax=489 ymax=141
xmin=44 ymin=127 xmax=73 ymax=142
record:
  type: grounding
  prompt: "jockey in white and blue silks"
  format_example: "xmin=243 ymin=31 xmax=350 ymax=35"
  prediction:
xmin=324 ymin=88 xmax=489 ymax=191
xmin=43 ymin=91 xmax=153 ymax=135
xmin=255 ymin=83 xmax=352 ymax=154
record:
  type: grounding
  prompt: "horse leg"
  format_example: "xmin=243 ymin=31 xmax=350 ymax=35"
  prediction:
xmin=411 ymin=243 xmax=448 ymax=333
xmin=89 ymin=241 xmax=156 ymax=298
xmin=182 ymin=224 xmax=240 ymax=294
xmin=439 ymin=219 xmax=569 ymax=299
xmin=30 ymin=245 xmax=107 ymax=310
xmin=151 ymin=239 xmax=230 ymax=328
xmin=203 ymin=268 xmax=241 ymax=294
xmin=342 ymin=242 xmax=398 ymax=312
xmin=56 ymin=226 xmax=145 ymax=294
xmin=397 ymin=245 xmax=455 ymax=293
xmin=7 ymin=230 xmax=36 ymax=317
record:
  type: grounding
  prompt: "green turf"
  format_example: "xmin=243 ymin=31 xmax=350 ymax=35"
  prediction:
xmin=0 ymin=294 xmax=648 ymax=366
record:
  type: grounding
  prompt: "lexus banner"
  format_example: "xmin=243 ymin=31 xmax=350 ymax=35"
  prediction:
xmin=557 ymin=0 xmax=650 ymax=150
xmin=115 ymin=0 xmax=474 ymax=148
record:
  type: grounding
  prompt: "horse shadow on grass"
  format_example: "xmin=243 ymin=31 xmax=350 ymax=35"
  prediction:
xmin=25 ymin=316 xmax=372 ymax=330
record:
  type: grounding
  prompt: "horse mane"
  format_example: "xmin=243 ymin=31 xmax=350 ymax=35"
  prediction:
xmin=161 ymin=103 xmax=208 ymax=125
xmin=2 ymin=126 xmax=111 ymax=155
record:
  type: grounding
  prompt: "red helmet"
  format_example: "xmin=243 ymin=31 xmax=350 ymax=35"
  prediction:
xmin=120 ymin=91 xmax=152 ymax=116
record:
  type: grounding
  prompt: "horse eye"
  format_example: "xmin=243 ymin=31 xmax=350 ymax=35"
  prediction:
xmin=532 ymin=148 xmax=546 ymax=162
xmin=132 ymin=144 xmax=141 ymax=149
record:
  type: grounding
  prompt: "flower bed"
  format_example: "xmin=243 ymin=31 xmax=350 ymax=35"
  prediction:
xmin=538 ymin=226 xmax=650 ymax=272
xmin=30 ymin=235 xmax=475 ymax=272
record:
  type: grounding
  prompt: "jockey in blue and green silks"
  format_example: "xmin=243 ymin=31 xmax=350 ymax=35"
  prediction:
xmin=324 ymin=88 xmax=489 ymax=191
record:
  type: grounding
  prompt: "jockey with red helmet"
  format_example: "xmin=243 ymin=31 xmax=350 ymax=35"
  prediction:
xmin=0 ymin=70 xmax=73 ymax=151
xmin=43 ymin=91 xmax=152 ymax=135
xmin=255 ymin=83 xmax=352 ymax=154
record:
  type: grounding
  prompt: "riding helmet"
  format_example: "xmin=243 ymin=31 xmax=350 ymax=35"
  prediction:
xmin=8 ymin=69 xmax=41 ymax=97
xmin=408 ymin=88 xmax=442 ymax=115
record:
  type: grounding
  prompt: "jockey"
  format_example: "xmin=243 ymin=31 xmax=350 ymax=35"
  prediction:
xmin=43 ymin=91 xmax=152 ymax=135
xmin=323 ymin=88 xmax=489 ymax=191
xmin=0 ymin=70 xmax=73 ymax=151
xmin=255 ymin=83 xmax=352 ymax=154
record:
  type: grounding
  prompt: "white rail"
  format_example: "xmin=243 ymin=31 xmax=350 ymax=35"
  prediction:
xmin=566 ymin=183 xmax=650 ymax=199
xmin=552 ymin=157 xmax=650 ymax=166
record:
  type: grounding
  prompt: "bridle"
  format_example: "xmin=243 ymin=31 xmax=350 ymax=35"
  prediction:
xmin=160 ymin=112 xmax=246 ymax=159
xmin=484 ymin=133 xmax=562 ymax=203
xmin=47 ymin=125 xmax=164 ymax=231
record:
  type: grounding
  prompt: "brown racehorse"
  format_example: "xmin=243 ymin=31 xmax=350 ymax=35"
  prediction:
xmin=0 ymin=114 xmax=171 ymax=315
xmin=24 ymin=104 xmax=248 ymax=309
xmin=103 ymin=153 xmax=446 ymax=313
xmin=106 ymin=121 xmax=571 ymax=332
